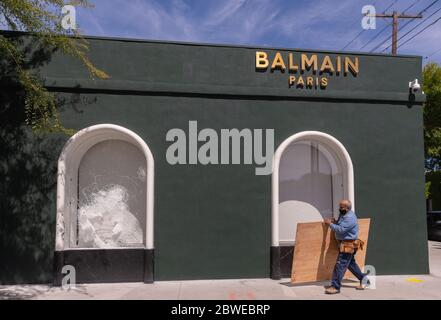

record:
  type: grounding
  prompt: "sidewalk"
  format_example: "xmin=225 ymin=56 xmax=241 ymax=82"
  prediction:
xmin=1 ymin=241 xmax=441 ymax=300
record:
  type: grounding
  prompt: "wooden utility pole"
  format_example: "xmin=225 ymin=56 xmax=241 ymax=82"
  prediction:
xmin=372 ymin=11 xmax=422 ymax=54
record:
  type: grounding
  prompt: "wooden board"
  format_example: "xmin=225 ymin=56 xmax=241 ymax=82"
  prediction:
xmin=291 ymin=219 xmax=370 ymax=284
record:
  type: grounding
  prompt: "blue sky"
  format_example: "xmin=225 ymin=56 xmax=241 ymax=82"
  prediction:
xmin=75 ymin=0 xmax=441 ymax=64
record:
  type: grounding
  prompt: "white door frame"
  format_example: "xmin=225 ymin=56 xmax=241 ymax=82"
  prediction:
xmin=271 ymin=131 xmax=354 ymax=247
xmin=55 ymin=124 xmax=154 ymax=251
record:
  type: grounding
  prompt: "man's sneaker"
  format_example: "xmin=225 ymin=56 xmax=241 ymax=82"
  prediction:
xmin=325 ymin=286 xmax=340 ymax=294
xmin=356 ymin=279 xmax=371 ymax=290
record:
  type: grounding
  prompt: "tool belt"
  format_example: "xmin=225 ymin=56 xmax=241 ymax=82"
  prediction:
xmin=339 ymin=239 xmax=365 ymax=254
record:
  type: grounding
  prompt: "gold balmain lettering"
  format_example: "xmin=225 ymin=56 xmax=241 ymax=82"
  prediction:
xmin=255 ymin=51 xmax=359 ymax=90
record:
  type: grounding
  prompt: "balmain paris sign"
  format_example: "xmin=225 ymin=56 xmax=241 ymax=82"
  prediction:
xmin=255 ymin=51 xmax=359 ymax=90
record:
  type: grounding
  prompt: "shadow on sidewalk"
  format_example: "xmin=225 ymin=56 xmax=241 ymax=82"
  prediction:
xmin=279 ymin=279 xmax=358 ymax=288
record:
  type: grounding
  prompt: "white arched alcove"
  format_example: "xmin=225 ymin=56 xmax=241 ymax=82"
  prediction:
xmin=271 ymin=131 xmax=354 ymax=247
xmin=55 ymin=124 xmax=154 ymax=251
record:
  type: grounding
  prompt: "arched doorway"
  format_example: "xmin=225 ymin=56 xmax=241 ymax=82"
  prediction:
xmin=54 ymin=124 xmax=154 ymax=284
xmin=271 ymin=131 xmax=354 ymax=279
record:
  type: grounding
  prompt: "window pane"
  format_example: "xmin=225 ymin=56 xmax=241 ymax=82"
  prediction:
xmin=279 ymin=140 xmax=342 ymax=244
xmin=73 ymin=139 xmax=146 ymax=248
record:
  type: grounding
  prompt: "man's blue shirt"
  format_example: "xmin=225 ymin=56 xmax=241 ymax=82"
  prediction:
xmin=330 ymin=210 xmax=359 ymax=240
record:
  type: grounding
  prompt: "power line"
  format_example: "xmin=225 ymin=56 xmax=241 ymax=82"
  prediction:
xmin=369 ymin=0 xmax=439 ymax=53
xmin=341 ymin=0 xmax=379 ymax=50
xmin=380 ymin=0 xmax=440 ymax=52
xmin=342 ymin=29 xmax=366 ymax=50
xmin=341 ymin=0 xmax=430 ymax=53
xmin=383 ymin=0 xmax=399 ymax=13
xmin=361 ymin=0 xmax=423 ymax=52
xmin=402 ymin=0 xmax=422 ymax=13
xmin=373 ymin=0 xmax=439 ymax=52
xmin=398 ymin=14 xmax=441 ymax=48
xmin=359 ymin=22 xmax=391 ymax=50
xmin=368 ymin=12 xmax=423 ymax=54
xmin=394 ymin=6 xmax=441 ymax=48
xmin=425 ymin=47 xmax=441 ymax=59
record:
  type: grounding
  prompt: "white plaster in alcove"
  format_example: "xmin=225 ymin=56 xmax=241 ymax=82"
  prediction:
xmin=55 ymin=124 xmax=154 ymax=251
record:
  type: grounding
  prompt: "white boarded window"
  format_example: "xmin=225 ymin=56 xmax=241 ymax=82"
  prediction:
xmin=278 ymin=140 xmax=344 ymax=245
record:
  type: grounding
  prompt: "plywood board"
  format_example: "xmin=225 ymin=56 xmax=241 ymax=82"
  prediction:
xmin=291 ymin=219 xmax=370 ymax=284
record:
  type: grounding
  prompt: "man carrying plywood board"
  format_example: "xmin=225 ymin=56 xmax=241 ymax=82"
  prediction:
xmin=291 ymin=200 xmax=370 ymax=294
xmin=323 ymin=200 xmax=370 ymax=294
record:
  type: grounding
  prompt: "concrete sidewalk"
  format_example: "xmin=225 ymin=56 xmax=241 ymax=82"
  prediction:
xmin=2 ymin=241 xmax=441 ymax=300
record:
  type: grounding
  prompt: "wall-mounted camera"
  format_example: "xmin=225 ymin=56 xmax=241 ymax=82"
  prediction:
xmin=409 ymin=79 xmax=421 ymax=93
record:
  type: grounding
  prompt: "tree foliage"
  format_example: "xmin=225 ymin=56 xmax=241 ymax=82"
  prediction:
xmin=423 ymin=62 xmax=441 ymax=171
xmin=0 ymin=0 xmax=108 ymax=134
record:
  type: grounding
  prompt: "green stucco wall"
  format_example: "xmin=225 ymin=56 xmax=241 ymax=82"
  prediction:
xmin=0 ymin=32 xmax=429 ymax=284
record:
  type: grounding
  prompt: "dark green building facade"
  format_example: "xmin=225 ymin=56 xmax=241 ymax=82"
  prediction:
xmin=0 ymin=32 xmax=429 ymax=284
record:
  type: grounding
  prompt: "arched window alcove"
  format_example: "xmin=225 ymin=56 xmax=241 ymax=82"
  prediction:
xmin=54 ymin=124 xmax=155 ymax=284
xmin=270 ymin=131 xmax=354 ymax=279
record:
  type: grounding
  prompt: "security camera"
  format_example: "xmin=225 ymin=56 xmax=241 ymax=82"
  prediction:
xmin=409 ymin=79 xmax=421 ymax=93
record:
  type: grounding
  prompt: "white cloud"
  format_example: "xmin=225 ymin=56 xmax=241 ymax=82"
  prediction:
xmin=75 ymin=0 xmax=441 ymax=63
xmin=204 ymin=0 xmax=247 ymax=27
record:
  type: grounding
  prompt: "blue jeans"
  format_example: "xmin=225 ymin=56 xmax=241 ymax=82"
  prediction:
xmin=331 ymin=250 xmax=366 ymax=290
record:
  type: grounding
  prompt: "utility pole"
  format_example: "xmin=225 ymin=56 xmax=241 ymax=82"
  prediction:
xmin=371 ymin=11 xmax=422 ymax=54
